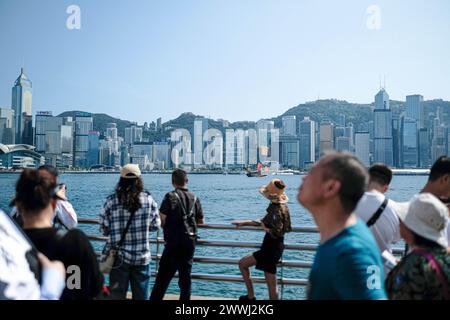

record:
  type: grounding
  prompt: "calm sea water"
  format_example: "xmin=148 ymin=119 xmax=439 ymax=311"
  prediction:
xmin=0 ymin=173 xmax=426 ymax=299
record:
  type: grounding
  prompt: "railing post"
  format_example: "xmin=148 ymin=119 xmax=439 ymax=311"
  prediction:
xmin=155 ymin=228 xmax=161 ymax=274
xmin=280 ymin=261 xmax=284 ymax=300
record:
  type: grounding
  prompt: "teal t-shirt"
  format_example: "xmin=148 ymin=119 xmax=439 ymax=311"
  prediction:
xmin=308 ymin=219 xmax=387 ymax=300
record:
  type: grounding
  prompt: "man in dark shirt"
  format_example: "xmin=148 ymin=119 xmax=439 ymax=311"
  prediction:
xmin=150 ymin=169 xmax=204 ymax=300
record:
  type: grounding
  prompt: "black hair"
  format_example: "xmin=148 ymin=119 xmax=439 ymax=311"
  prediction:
xmin=172 ymin=169 xmax=188 ymax=186
xmin=38 ymin=164 xmax=59 ymax=178
xmin=322 ymin=151 xmax=369 ymax=214
xmin=428 ymin=156 xmax=450 ymax=182
xmin=15 ymin=169 xmax=57 ymax=215
xmin=369 ymin=163 xmax=393 ymax=186
xmin=115 ymin=177 xmax=144 ymax=213
xmin=411 ymin=231 xmax=441 ymax=249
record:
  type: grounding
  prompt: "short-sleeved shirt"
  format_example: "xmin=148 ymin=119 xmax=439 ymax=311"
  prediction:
xmin=386 ymin=247 xmax=450 ymax=300
xmin=308 ymin=219 xmax=387 ymax=300
xmin=354 ymin=191 xmax=402 ymax=253
xmin=159 ymin=187 xmax=203 ymax=247
xmin=260 ymin=202 xmax=292 ymax=239
xmin=24 ymin=227 xmax=104 ymax=300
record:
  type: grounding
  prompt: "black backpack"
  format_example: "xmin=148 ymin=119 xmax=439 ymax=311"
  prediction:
xmin=171 ymin=190 xmax=198 ymax=239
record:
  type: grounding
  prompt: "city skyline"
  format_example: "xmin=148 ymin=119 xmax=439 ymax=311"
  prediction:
xmin=1 ymin=0 xmax=450 ymax=123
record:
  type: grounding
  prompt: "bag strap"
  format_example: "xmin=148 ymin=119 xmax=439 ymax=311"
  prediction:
xmin=172 ymin=190 xmax=197 ymax=237
xmin=116 ymin=210 xmax=137 ymax=249
xmin=366 ymin=198 xmax=388 ymax=227
xmin=413 ymin=248 xmax=450 ymax=299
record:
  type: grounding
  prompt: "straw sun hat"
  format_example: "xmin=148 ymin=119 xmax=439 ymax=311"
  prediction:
xmin=259 ymin=179 xmax=289 ymax=204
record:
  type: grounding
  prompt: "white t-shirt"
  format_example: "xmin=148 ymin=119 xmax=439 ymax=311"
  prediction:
xmin=354 ymin=190 xmax=402 ymax=253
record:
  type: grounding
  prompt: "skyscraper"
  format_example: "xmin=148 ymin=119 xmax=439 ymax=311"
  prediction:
xmin=281 ymin=116 xmax=296 ymax=136
xmin=0 ymin=107 xmax=15 ymax=144
xmin=418 ymin=128 xmax=431 ymax=168
xmin=336 ymin=136 xmax=350 ymax=152
xmin=319 ymin=122 xmax=334 ymax=155
xmin=373 ymin=88 xmax=393 ymax=166
xmin=401 ymin=117 xmax=418 ymax=168
xmin=431 ymin=117 xmax=447 ymax=163
xmin=87 ymin=131 xmax=100 ymax=167
xmin=374 ymin=88 xmax=390 ymax=110
xmin=299 ymin=117 xmax=316 ymax=169
xmin=74 ymin=112 xmax=93 ymax=168
xmin=193 ymin=118 xmax=208 ymax=167
xmin=406 ymin=95 xmax=424 ymax=128
xmin=280 ymin=135 xmax=299 ymax=168
xmin=355 ymin=131 xmax=370 ymax=166
xmin=12 ymin=68 xmax=32 ymax=144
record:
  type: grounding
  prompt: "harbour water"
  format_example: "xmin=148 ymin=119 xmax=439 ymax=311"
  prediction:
xmin=0 ymin=173 xmax=427 ymax=299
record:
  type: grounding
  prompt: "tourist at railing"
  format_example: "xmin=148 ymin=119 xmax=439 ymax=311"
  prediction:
xmin=9 ymin=165 xmax=78 ymax=230
xmin=354 ymin=164 xmax=403 ymax=272
xmin=99 ymin=164 xmax=160 ymax=300
xmin=419 ymin=156 xmax=450 ymax=248
xmin=150 ymin=169 xmax=204 ymax=301
xmin=0 ymin=209 xmax=66 ymax=300
xmin=11 ymin=169 xmax=103 ymax=300
xmin=385 ymin=193 xmax=450 ymax=300
xmin=298 ymin=151 xmax=387 ymax=300
xmin=232 ymin=179 xmax=292 ymax=300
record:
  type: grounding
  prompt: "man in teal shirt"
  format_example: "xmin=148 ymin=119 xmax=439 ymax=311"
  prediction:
xmin=298 ymin=152 xmax=387 ymax=300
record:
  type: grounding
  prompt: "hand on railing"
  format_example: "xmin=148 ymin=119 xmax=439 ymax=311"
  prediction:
xmin=231 ymin=220 xmax=261 ymax=229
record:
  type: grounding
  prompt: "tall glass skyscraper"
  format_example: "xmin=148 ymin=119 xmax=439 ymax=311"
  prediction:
xmin=74 ymin=112 xmax=93 ymax=168
xmin=406 ymin=95 xmax=424 ymax=128
xmin=12 ymin=68 xmax=32 ymax=144
xmin=374 ymin=88 xmax=393 ymax=166
xmin=401 ymin=117 xmax=418 ymax=168
xmin=299 ymin=117 xmax=316 ymax=169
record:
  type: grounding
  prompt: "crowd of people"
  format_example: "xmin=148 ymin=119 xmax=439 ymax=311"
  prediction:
xmin=0 ymin=153 xmax=449 ymax=300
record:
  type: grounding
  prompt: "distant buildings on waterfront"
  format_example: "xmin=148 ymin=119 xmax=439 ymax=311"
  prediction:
xmin=1 ymin=68 xmax=449 ymax=171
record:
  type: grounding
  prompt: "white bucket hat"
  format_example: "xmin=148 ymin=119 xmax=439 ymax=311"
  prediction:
xmin=394 ymin=193 xmax=449 ymax=248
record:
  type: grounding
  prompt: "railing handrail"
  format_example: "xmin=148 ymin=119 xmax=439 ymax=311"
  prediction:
xmin=78 ymin=217 xmax=405 ymax=299
xmin=77 ymin=218 xmax=319 ymax=233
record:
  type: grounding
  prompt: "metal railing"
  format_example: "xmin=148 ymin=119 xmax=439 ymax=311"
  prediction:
xmin=78 ymin=218 xmax=405 ymax=299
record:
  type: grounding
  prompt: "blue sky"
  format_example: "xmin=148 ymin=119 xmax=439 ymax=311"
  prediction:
xmin=0 ymin=0 xmax=449 ymax=123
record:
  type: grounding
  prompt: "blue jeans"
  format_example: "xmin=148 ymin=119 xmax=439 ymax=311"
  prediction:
xmin=109 ymin=260 xmax=151 ymax=300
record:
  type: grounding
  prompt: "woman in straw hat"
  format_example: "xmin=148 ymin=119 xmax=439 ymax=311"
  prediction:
xmin=386 ymin=193 xmax=450 ymax=300
xmin=232 ymin=179 xmax=292 ymax=300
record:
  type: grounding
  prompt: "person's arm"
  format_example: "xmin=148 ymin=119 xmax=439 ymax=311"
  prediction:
xmin=56 ymin=200 xmax=78 ymax=229
xmin=232 ymin=220 xmax=263 ymax=227
xmin=159 ymin=194 xmax=171 ymax=228
xmin=37 ymin=253 xmax=66 ymax=300
xmin=149 ymin=197 xmax=161 ymax=231
xmin=195 ymin=198 xmax=205 ymax=225
xmin=99 ymin=198 xmax=111 ymax=236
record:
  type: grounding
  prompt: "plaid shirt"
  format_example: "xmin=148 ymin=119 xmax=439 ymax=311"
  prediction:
xmin=99 ymin=191 xmax=160 ymax=266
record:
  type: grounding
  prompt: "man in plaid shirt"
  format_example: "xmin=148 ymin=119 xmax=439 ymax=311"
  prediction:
xmin=99 ymin=164 xmax=161 ymax=300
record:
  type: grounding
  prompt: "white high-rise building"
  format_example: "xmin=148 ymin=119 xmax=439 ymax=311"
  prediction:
xmin=193 ymin=118 xmax=208 ymax=167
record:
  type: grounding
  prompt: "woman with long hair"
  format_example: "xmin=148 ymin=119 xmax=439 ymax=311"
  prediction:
xmin=100 ymin=164 xmax=160 ymax=300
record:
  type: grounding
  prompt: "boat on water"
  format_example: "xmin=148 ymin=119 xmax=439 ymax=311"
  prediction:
xmin=272 ymin=169 xmax=300 ymax=175
xmin=245 ymin=163 xmax=268 ymax=177
xmin=246 ymin=170 xmax=267 ymax=177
